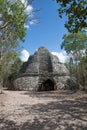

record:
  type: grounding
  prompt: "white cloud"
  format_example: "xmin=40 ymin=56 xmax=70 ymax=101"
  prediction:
xmin=29 ymin=19 xmax=37 ymax=25
xmin=26 ymin=5 xmax=33 ymax=15
xmin=24 ymin=24 xmax=29 ymax=29
xmin=21 ymin=0 xmax=33 ymax=15
xmin=21 ymin=0 xmax=37 ymax=28
xmin=20 ymin=49 xmax=29 ymax=62
xmin=51 ymin=51 xmax=68 ymax=63
xmin=21 ymin=0 xmax=27 ymax=7
xmin=21 ymin=0 xmax=25 ymax=3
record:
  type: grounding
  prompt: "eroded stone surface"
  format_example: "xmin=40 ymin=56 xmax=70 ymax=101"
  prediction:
xmin=13 ymin=47 xmax=79 ymax=91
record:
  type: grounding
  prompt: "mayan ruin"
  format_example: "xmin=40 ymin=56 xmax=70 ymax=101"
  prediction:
xmin=14 ymin=47 xmax=79 ymax=91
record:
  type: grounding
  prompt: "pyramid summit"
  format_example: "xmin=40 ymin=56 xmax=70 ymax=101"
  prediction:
xmin=13 ymin=47 xmax=79 ymax=91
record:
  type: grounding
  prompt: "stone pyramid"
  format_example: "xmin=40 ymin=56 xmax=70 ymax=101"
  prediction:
xmin=13 ymin=47 xmax=79 ymax=91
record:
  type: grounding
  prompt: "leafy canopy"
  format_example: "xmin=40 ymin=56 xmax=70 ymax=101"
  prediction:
xmin=56 ymin=0 xmax=87 ymax=32
xmin=0 ymin=0 xmax=33 ymax=82
xmin=61 ymin=31 xmax=87 ymax=60
xmin=0 ymin=0 xmax=28 ymax=42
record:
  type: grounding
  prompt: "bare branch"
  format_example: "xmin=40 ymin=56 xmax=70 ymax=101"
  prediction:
xmin=0 ymin=22 xmax=9 ymax=30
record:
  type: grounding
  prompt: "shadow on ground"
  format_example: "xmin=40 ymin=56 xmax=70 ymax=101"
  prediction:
xmin=22 ymin=90 xmax=78 ymax=99
xmin=0 ymin=91 xmax=87 ymax=130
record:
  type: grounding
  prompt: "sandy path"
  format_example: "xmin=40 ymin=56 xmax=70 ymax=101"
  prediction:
xmin=0 ymin=90 xmax=87 ymax=130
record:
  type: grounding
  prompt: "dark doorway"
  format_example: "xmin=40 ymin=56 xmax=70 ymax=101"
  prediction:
xmin=39 ymin=79 xmax=54 ymax=91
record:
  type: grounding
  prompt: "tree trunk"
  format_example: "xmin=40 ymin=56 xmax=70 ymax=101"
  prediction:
xmin=0 ymin=79 xmax=3 ymax=94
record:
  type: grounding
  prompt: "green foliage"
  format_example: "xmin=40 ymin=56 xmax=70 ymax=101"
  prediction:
xmin=56 ymin=0 xmax=87 ymax=32
xmin=78 ymin=54 xmax=87 ymax=88
xmin=10 ymin=58 xmax=23 ymax=76
xmin=61 ymin=31 xmax=87 ymax=61
xmin=0 ymin=0 xmax=27 ymax=74
xmin=0 ymin=0 xmax=27 ymax=41
xmin=64 ymin=60 xmax=76 ymax=76
xmin=62 ymin=31 xmax=87 ymax=88
xmin=0 ymin=0 xmax=33 ymax=89
xmin=5 ymin=58 xmax=23 ymax=89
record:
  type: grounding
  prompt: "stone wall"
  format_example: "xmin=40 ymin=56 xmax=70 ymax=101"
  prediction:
xmin=51 ymin=55 xmax=69 ymax=75
xmin=14 ymin=76 xmax=39 ymax=91
xmin=53 ymin=75 xmax=79 ymax=90
xmin=13 ymin=47 xmax=79 ymax=91
xmin=38 ymin=49 xmax=53 ymax=73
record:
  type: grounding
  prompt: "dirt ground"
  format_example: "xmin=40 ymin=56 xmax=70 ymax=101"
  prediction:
xmin=0 ymin=90 xmax=87 ymax=130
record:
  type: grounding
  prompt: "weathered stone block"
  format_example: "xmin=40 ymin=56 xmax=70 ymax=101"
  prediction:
xmin=13 ymin=47 xmax=79 ymax=91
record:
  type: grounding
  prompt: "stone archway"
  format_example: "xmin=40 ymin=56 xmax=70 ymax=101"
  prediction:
xmin=39 ymin=79 xmax=54 ymax=91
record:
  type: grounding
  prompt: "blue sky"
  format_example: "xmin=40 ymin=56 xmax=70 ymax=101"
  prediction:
xmin=20 ymin=0 xmax=68 ymax=62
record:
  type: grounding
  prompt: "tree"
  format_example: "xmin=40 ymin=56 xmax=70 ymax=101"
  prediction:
xmin=64 ymin=58 xmax=76 ymax=77
xmin=78 ymin=53 xmax=87 ymax=90
xmin=56 ymin=0 xmax=87 ymax=32
xmin=0 ymin=0 xmax=28 ymax=41
xmin=10 ymin=58 xmax=23 ymax=76
xmin=5 ymin=58 xmax=23 ymax=90
xmin=61 ymin=31 xmax=87 ymax=60
xmin=0 ymin=0 xmax=34 ymax=92
xmin=61 ymin=31 xmax=87 ymax=88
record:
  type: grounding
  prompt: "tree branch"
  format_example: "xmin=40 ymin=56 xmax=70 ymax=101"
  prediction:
xmin=0 ymin=22 xmax=9 ymax=30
